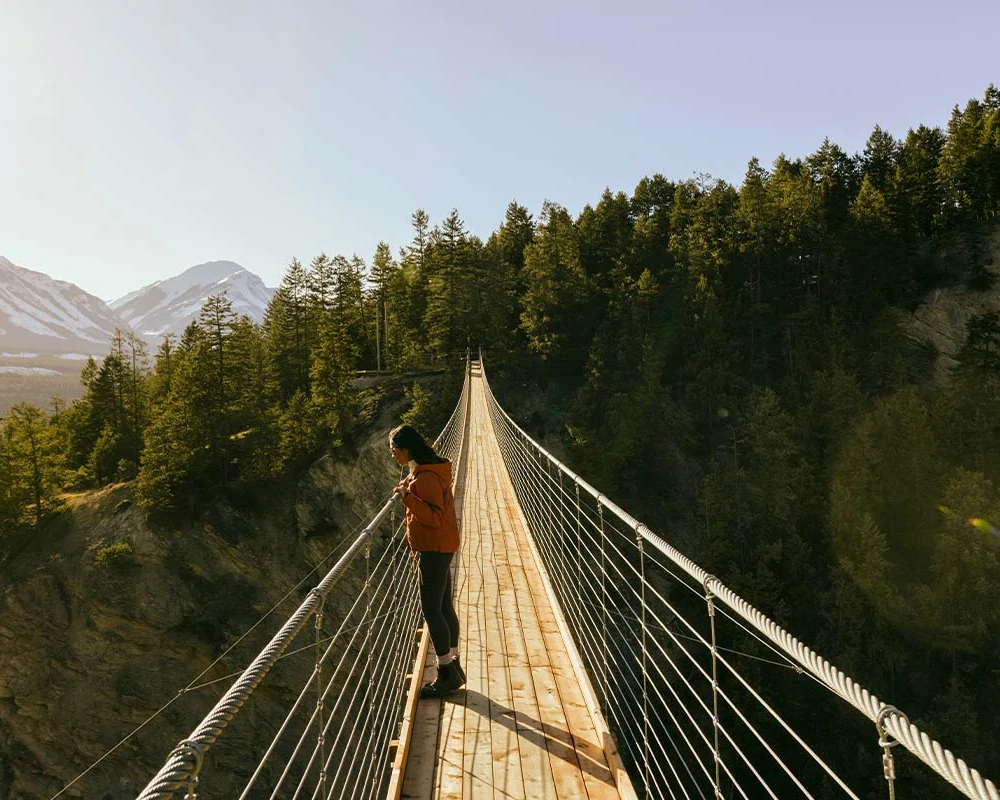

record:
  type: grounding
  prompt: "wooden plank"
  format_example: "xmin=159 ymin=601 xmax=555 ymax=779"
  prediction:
xmin=496 ymin=435 xmax=638 ymax=800
xmin=389 ymin=625 xmax=434 ymax=800
xmin=486 ymin=597 xmax=526 ymax=798
xmin=403 ymin=372 xmax=628 ymax=799
xmin=484 ymin=432 xmax=559 ymax=800
xmin=484 ymin=514 xmax=526 ymax=800
xmin=437 ymin=421 xmax=489 ymax=798
xmin=400 ymin=640 xmax=443 ymax=798
xmin=461 ymin=429 xmax=496 ymax=798
xmin=436 ymin=571 xmax=471 ymax=796
xmin=498 ymin=476 xmax=587 ymax=799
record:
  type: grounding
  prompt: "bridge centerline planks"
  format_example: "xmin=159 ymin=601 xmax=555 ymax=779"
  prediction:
xmin=399 ymin=369 xmax=623 ymax=800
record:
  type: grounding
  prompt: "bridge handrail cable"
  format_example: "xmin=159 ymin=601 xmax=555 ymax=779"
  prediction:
xmin=479 ymin=357 xmax=998 ymax=800
xmin=136 ymin=359 xmax=471 ymax=800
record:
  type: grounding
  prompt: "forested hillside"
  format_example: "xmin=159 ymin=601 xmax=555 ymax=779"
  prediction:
xmin=2 ymin=85 xmax=999 ymax=795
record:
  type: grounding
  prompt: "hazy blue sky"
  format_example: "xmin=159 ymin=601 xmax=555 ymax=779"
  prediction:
xmin=1 ymin=0 xmax=997 ymax=301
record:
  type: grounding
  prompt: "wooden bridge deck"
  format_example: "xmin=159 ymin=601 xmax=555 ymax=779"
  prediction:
xmin=394 ymin=366 xmax=631 ymax=800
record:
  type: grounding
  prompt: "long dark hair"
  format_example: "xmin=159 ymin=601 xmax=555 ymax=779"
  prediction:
xmin=390 ymin=424 xmax=445 ymax=465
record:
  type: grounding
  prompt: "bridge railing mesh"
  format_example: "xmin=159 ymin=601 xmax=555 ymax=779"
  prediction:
xmin=481 ymin=359 xmax=998 ymax=800
xmin=136 ymin=360 xmax=470 ymax=800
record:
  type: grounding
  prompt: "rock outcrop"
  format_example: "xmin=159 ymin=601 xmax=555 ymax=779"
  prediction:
xmin=900 ymin=224 xmax=1000 ymax=382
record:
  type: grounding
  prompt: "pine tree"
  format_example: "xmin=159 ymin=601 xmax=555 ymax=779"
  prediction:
xmin=735 ymin=158 xmax=780 ymax=375
xmin=334 ymin=254 xmax=366 ymax=369
xmin=137 ymin=394 xmax=200 ymax=515
xmin=370 ymin=242 xmax=398 ymax=370
xmin=519 ymin=201 xmax=591 ymax=368
xmin=423 ymin=209 xmax=472 ymax=361
xmin=70 ymin=329 xmax=150 ymax=483
xmin=228 ymin=314 xmax=278 ymax=483
xmin=830 ymin=387 xmax=942 ymax=604
xmin=631 ymin=174 xmax=677 ymax=267
xmin=395 ymin=210 xmax=434 ymax=367
xmin=264 ymin=258 xmax=313 ymax=402
xmin=307 ymin=255 xmax=364 ymax=438
xmin=934 ymin=314 xmax=1000 ymax=482
xmin=0 ymin=421 xmax=17 ymax=530
xmin=408 ymin=209 xmax=430 ymax=271
xmin=577 ymin=188 xmax=635 ymax=288
xmin=923 ymin=468 xmax=1000 ymax=650
xmin=4 ymin=403 xmax=64 ymax=525
xmin=148 ymin=333 xmax=178 ymax=406
xmin=938 ymin=89 xmax=1000 ymax=221
xmin=199 ymin=294 xmax=239 ymax=484
xmin=484 ymin=202 xmax=536 ymax=358
xmin=847 ymin=174 xmax=900 ymax=313
xmin=860 ymin=125 xmax=900 ymax=194
xmin=310 ymin=318 xmax=354 ymax=441
xmin=669 ymin=179 xmax=741 ymax=431
xmin=893 ymin=124 xmax=945 ymax=239
xmin=308 ymin=253 xmax=336 ymax=315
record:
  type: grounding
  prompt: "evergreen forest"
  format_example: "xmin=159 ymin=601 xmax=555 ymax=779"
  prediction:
xmin=2 ymin=85 xmax=1000 ymax=795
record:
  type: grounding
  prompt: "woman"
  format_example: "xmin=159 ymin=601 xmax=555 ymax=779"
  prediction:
xmin=390 ymin=424 xmax=466 ymax=697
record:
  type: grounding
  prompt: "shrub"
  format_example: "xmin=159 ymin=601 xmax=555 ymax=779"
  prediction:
xmin=94 ymin=542 xmax=135 ymax=567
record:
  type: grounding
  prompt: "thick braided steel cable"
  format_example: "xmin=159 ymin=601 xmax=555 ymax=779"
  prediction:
xmin=555 ymin=507 xmax=862 ymax=800
xmin=496 ymin=414 xmax=818 ymax=800
xmin=279 ymin=368 xmax=471 ymax=799
xmin=137 ymin=361 xmax=471 ymax=800
xmin=497 ymin=411 xmax=869 ymax=800
xmin=621 ymin=579 xmax=860 ymax=798
xmin=134 ymin=500 xmax=396 ymax=800
xmin=240 ymin=545 xmax=415 ymax=797
xmin=296 ymin=553 xmax=417 ymax=798
xmin=480 ymin=359 xmax=999 ymax=800
xmin=249 ymin=527 xmax=416 ymax=799
xmin=486 ymin=387 xmax=723 ymax=798
xmin=502 ymin=441 xmax=815 ymax=800
xmin=489 ymin=385 xmax=790 ymax=800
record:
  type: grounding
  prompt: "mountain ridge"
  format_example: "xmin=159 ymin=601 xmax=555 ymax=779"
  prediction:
xmin=110 ymin=260 xmax=275 ymax=339
xmin=0 ymin=257 xmax=275 ymax=355
xmin=0 ymin=256 xmax=124 ymax=354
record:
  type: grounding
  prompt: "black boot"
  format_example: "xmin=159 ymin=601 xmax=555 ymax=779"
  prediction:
xmin=454 ymin=655 xmax=466 ymax=686
xmin=420 ymin=660 xmax=464 ymax=698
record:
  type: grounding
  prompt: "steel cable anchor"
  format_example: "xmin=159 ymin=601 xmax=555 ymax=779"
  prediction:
xmin=875 ymin=704 xmax=908 ymax=800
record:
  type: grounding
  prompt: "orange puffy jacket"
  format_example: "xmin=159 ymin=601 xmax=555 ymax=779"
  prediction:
xmin=400 ymin=459 xmax=460 ymax=552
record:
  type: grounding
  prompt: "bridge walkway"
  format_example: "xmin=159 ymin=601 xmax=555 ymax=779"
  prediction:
xmin=397 ymin=365 xmax=628 ymax=800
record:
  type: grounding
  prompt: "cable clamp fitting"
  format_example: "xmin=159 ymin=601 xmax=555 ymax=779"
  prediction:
xmin=168 ymin=739 xmax=204 ymax=800
xmin=875 ymin=705 xmax=908 ymax=784
xmin=703 ymin=575 xmax=717 ymax=617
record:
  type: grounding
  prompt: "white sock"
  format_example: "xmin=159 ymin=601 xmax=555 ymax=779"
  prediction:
xmin=437 ymin=653 xmax=455 ymax=666
xmin=450 ymin=646 xmax=460 ymax=660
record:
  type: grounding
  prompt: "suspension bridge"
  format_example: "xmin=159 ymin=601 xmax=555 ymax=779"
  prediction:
xmin=133 ymin=359 xmax=998 ymax=800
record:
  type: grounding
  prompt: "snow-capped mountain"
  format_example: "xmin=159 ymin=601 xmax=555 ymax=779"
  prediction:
xmin=111 ymin=260 xmax=274 ymax=339
xmin=0 ymin=256 xmax=125 ymax=354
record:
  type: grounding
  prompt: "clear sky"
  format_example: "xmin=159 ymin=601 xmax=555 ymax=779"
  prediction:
xmin=1 ymin=0 xmax=996 ymax=302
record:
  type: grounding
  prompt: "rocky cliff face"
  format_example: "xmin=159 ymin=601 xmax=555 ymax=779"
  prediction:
xmin=900 ymin=224 xmax=1000 ymax=381
xmin=0 ymin=396 xmax=409 ymax=799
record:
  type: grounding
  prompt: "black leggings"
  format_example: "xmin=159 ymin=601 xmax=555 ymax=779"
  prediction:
xmin=418 ymin=551 xmax=459 ymax=657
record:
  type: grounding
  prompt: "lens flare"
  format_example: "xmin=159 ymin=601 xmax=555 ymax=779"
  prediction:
xmin=935 ymin=504 xmax=1000 ymax=538
xmin=967 ymin=517 xmax=1000 ymax=536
